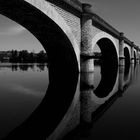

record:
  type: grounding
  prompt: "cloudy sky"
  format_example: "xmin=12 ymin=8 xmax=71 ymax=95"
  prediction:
xmin=0 ymin=15 xmax=44 ymax=53
xmin=80 ymin=0 xmax=140 ymax=47
xmin=0 ymin=0 xmax=140 ymax=52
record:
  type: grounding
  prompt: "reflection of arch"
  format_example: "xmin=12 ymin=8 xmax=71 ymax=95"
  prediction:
xmin=94 ymin=61 xmax=118 ymax=98
xmin=0 ymin=1 xmax=79 ymax=139
xmin=119 ymin=64 xmax=134 ymax=92
xmin=124 ymin=64 xmax=131 ymax=85
xmin=47 ymin=77 xmax=80 ymax=140
xmin=124 ymin=47 xmax=130 ymax=66
xmin=91 ymin=71 xmax=119 ymax=104
xmin=92 ymin=32 xmax=119 ymax=65
xmin=7 ymin=69 xmax=79 ymax=139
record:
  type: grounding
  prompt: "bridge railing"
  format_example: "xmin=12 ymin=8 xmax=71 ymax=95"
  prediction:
xmin=46 ymin=0 xmax=82 ymax=14
xmin=90 ymin=12 xmax=120 ymax=39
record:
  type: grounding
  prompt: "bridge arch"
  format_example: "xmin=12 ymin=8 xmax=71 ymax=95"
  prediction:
xmin=92 ymin=32 xmax=119 ymax=66
xmin=124 ymin=47 xmax=131 ymax=66
xmin=0 ymin=0 xmax=79 ymax=71
xmin=0 ymin=0 xmax=80 ymax=139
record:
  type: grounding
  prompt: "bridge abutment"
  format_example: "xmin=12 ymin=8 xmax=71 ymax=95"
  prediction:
xmin=81 ymin=4 xmax=94 ymax=73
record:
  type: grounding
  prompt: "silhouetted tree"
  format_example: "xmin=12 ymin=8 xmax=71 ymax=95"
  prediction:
xmin=0 ymin=50 xmax=48 ymax=63
xmin=37 ymin=50 xmax=48 ymax=63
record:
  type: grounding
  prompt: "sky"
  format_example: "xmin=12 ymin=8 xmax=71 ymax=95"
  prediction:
xmin=0 ymin=0 xmax=140 ymax=52
xmin=0 ymin=15 xmax=44 ymax=53
xmin=80 ymin=0 xmax=140 ymax=47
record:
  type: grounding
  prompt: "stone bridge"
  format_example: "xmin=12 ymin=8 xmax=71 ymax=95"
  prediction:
xmin=0 ymin=0 xmax=139 ymax=73
xmin=0 ymin=1 xmax=139 ymax=139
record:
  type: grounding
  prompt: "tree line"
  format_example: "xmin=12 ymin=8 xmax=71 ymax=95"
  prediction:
xmin=0 ymin=50 xmax=48 ymax=63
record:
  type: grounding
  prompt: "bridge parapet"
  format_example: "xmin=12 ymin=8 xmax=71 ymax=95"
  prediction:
xmin=46 ymin=0 xmax=82 ymax=16
xmin=91 ymin=12 xmax=120 ymax=39
xmin=82 ymin=3 xmax=121 ymax=39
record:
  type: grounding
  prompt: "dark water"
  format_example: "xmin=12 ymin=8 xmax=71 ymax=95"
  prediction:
xmin=2 ymin=61 xmax=79 ymax=140
xmin=1 ymin=62 xmax=140 ymax=140
xmin=90 ymin=64 xmax=140 ymax=140
xmin=64 ymin=63 xmax=140 ymax=140
xmin=0 ymin=63 xmax=48 ymax=139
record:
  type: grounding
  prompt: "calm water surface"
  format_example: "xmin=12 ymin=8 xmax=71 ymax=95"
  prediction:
xmin=90 ymin=64 xmax=140 ymax=140
xmin=66 ymin=63 xmax=140 ymax=140
xmin=0 ymin=63 xmax=48 ymax=139
xmin=1 ymin=62 xmax=140 ymax=140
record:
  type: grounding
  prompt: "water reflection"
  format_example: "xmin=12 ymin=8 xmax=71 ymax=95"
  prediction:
xmin=0 ymin=63 xmax=48 ymax=72
xmin=49 ymin=63 xmax=138 ymax=140
xmin=124 ymin=62 xmax=130 ymax=82
xmin=80 ymin=61 xmax=119 ymax=124
xmin=94 ymin=61 xmax=118 ymax=98
xmin=4 ymin=61 xmax=79 ymax=140
xmin=0 ymin=63 xmax=49 ymax=140
xmin=62 ymin=63 xmax=138 ymax=140
xmin=2 ymin=62 xmax=139 ymax=140
xmin=68 ymin=63 xmax=138 ymax=140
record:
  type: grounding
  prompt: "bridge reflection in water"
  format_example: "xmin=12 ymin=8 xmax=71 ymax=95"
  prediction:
xmin=4 ymin=62 xmax=139 ymax=140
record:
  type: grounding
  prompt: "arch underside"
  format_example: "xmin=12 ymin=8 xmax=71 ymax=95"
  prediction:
xmin=124 ymin=47 xmax=131 ymax=66
xmin=134 ymin=50 xmax=137 ymax=63
xmin=93 ymin=37 xmax=118 ymax=98
xmin=0 ymin=0 xmax=79 ymax=139
xmin=0 ymin=1 xmax=79 ymax=71
xmin=97 ymin=38 xmax=118 ymax=66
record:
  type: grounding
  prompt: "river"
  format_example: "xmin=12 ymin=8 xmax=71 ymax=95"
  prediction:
xmin=0 ymin=63 xmax=48 ymax=139
xmin=0 ymin=62 xmax=140 ymax=140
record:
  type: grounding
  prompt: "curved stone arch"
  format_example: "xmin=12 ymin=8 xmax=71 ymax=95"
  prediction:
xmin=25 ymin=0 xmax=80 ymax=69
xmin=0 ymin=1 xmax=80 ymax=138
xmin=0 ymin=0 xmax=80 ymax=70
xmin=92 ymin=74 xmax=119 ymax=104
xmin=124 ymin=44 xmax=131 ymax=60
xmin=91 ymin=32 xmax=119 ymax=99
xmin=124 ymin=46 xmax=131 ymax=66
xmin=92 ymin=31 xmax=119 ymax=62
xmin=134 ymin=49 xmax=137 ymax=62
